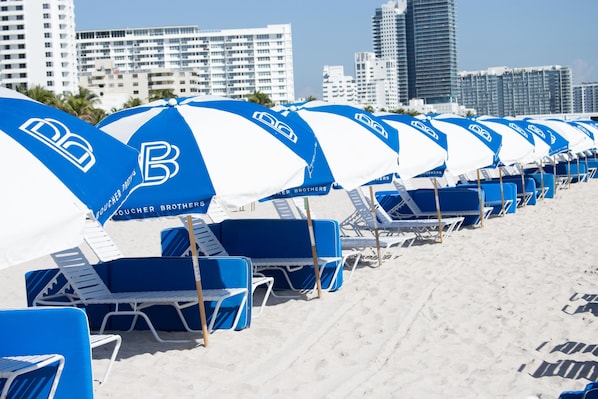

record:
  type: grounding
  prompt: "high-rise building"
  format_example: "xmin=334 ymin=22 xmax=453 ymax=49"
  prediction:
xmin=370 ymin=0 xmax=458 ymax=107
xmin=573 ymin=82 xmax=598 ymax=113
xmin=354 ymin=52 xmax=398 ymax=109
xmin=76 ymin=24 xmax=295 ymax=104
xmin=322 ymin=65 xmax=357 ymax=104
xmin=406 ymin=0 xmax=458 ymax=104
xmin=371 ymin=0 xmax=408 ymax=105
xmin=458 ymin=65 xmax=573 ymax=116
xmin=0 ymin=0 xmax=78 ymax=94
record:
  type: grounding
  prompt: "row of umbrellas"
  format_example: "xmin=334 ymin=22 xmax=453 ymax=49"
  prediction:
xmin=3 ymin=86 xmax=597 ymax=345
xmin=3 ymin=87 xmax=598 ymax=270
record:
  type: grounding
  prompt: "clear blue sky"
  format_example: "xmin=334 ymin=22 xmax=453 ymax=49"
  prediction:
xmin=74 ymin=0 xmax=598 ymax=99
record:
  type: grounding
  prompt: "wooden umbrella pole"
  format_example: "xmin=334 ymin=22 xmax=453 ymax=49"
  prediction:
xmin=368 ymin=186 xmax=383 ymax=267
xmin=567 ymin=155 xmax=571 ymax=189
xmin=498 ymin=167 xmax=505 ymax=216
xmin=539 ymin=160 xmax=545 ymax=200
xmin=185 ymin=215 xmax=210 ymax=347
xmin=304 ymin=198 xmax=323 ymax=298
xmin=519 ymin=163 xmax=526 ymax=207
xmin=553 ymin=156 xmax=558 ymax=198
xmin=476 ymin=169 xmax=484 ymax=228
xmin=432 ymin=177 xmax=444 ymax=244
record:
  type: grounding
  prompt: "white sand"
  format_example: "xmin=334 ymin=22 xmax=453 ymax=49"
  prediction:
xmin=3 ymin=181 xmax=598 ymax=398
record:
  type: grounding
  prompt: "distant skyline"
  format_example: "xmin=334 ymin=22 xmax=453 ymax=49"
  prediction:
xmin=74 ymin=0 xmax=598 ymax=100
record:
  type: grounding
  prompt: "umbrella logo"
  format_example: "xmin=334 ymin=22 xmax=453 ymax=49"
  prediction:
xmin=508 ymin=122 xmax=530 ymax=139
xmin=355 ymin=113 xmax=388 ymax=139
xmin=19 ymin=117 xmax=96 ymax=172
xmin=468 ymin=123 xmax=493 ymax=142
xmin=252 ymin=111 xmax=298 ymax=144
xmin=140 ymin=141 xmax=180 ymax=186
xmin=410 ymin=120 xmax=439 ymax=140
xmin=526 ymin=124 xmax=545 ymax=139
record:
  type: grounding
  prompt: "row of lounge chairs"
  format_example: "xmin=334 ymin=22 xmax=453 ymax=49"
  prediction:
xmin=12 ymin=166 xmax=594 ymax=398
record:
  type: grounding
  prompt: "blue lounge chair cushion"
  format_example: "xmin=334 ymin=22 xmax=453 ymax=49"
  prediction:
xmin=0 ymin=307 xmax=94 ymax=399
xmin=161 ymin=218 xmax=343 ymax=292
xmin=26 ymin=256 xmax=252 ymax=332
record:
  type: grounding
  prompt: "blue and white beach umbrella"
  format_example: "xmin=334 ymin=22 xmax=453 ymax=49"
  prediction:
xmin=377 ymin=113 xmax=448 ymax=179
xmin=98 ymin=96 xmax=315 ymax=220
xmin=274 ymin=101 xmax=400 ymax=192
xmin=476 ymin=117 xmax=539 ymax=166
xmin=532 ymin=118 xmax=594 ymax=155
xmin=426 ymin=115 xmax=502 ymax=176
xmin=507 ymin=118 xmax=569 ymax=157
xmin=0 ymin=87 xmax=142 ymax=269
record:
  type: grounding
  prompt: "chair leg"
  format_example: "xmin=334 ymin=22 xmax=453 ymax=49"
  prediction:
xmin=99 ymin=310 xmax=191 ymax=343
xmin=90 ymin=334 xmax=122 ymax=385
xmin=252 ymin=275 xmax=274 ymax=318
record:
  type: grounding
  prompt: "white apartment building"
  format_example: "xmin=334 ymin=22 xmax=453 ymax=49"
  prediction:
xmin=354 ymin=52 xmax=399 ymax=110
xmin=321 ymin=65 xmax=356 ymax=103
xmin=79 ymin=58 xmax=206 ymax=111
xmin=0 ymin=0 xmax=78 ymax=94
xmin=76 ymin=24 xmax=295 ymax=105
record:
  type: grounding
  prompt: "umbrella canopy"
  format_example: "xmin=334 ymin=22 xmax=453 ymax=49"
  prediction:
xmin=569 ymin=119 xmax=598 ymax=150
xmin=531 ymin=118 xmax=594 ymax=155
xmin=425 ymin=115 xmax=502 ymax=176
xmin=274 ymin=101 xmax=400 ymax=192
xmin=98 ymin=96 xmax=316 ymax=220
xmin=476 ymin=117 xmax=538 ymax=166
xmin=507 ymin=118 xmax=569 ymax=157
xmin=0 ymin=87 xmax=142 ymax=269
xmin=376 ymin=113 xmax=448 ymax=179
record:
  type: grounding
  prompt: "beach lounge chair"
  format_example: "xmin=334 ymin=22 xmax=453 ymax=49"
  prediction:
xmin=0 ymin=354 xmax=64 ymax=399
xmin=33 ymin=247 xmax=248 ymax=343
xmin=164 ymin=217 xmax=344 ymax=294
xmin=389 ymin=179 xmax=492 ymax=226
xmin=179 ymin=216 xmax=274 ymax=316
xmin=206 ymin=198 xmax=230 ymax=223
xmin=272 ymin=198 xmax=412 ymax=268
xmin=342 ymin=188 xmax=463 ymax=242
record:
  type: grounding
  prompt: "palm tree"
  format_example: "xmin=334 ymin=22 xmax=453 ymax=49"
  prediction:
xmin=305 ymin=95 xmax=317 ymax=102
xmin=149 ymin=89 xmax=176 ymax=102
xmin=59 ymin=87 xmax=100 ymax=123
xmin=17 ymin=84 xmax=57 ymax=105
xmin=246 ymin=91 xmax=274 ymax=108
xmin=121 ymin=97 xmax=143 ymax=109
xmin=88 ymin=107 xmax=108 ymax=125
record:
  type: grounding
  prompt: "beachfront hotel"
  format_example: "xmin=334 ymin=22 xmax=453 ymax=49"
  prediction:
xmin=458 ymin=66 xmax=573 ymax=117
xmin=372 ymin=0 xmax=458 ymax=106
xmin=324 ymin=0 xmax=459 ymax=111
xmin=0 ymin=0 xmax=78 ymax=94
xmin=574 ymin=82 xmax=598 ymax=113
xmin=76 ymin=24 xmax=295 ymax=106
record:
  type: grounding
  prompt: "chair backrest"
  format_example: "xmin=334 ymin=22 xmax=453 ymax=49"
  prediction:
xmin=179 ymin=216 xmax=229 ymax=256
xmin=346 ymin=189 xmax=377 ymax=229
xmin=83 ymin=218 xmax=123 ymax=262
xmin=272 ymin=198 xmax=298 ymax=220
xmin=359 ymin=187 xmax=396 ymax=224
xmin=392 ymin=179 xmax=424 ymax=215
xmin=206 ymin=198 xmax=230 ymax=223
xmin=51 ymin=247 xmax=112 ymax=302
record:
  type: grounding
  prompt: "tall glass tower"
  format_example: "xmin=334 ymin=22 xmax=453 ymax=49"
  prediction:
xmin=373 ymin=0 xmax=458 ymax=105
